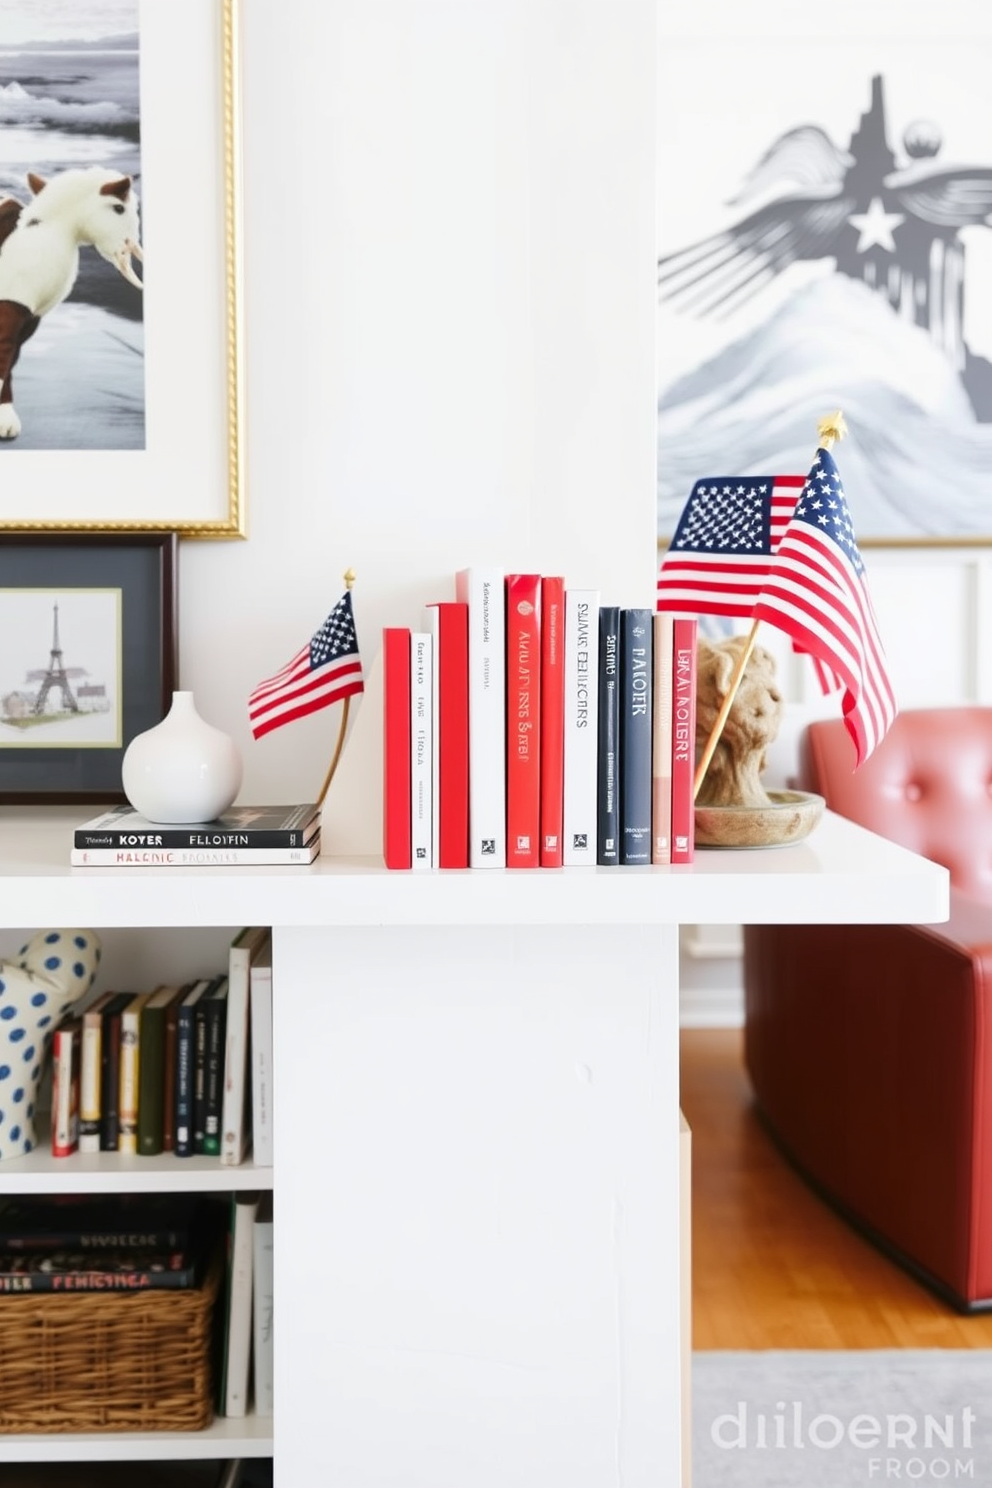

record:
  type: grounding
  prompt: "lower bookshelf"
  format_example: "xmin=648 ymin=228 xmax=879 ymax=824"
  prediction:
xmin=0 ymin=807 xmax=948 ymax=1485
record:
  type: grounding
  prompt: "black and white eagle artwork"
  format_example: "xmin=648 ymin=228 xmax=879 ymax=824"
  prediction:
xmin=657 ymin=75 xmax=992 ymax=542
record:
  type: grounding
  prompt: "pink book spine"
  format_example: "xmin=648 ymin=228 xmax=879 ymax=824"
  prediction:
xmin=670 ymin=618 xmax=697 ymax=865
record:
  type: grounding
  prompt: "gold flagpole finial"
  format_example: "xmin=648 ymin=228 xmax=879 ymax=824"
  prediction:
xmin=343 ymin=566 xmax=356 ymax=590
xmin=818 ymin=410 xmax=848 ymax=451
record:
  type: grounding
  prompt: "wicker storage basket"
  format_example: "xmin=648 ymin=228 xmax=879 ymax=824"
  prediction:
xmin=0 ymin=1248 xmax=222 ymax=1434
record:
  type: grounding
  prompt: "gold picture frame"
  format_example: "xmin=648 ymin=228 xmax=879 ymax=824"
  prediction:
xmin=0 ymin=0 xmax=245 ymax=538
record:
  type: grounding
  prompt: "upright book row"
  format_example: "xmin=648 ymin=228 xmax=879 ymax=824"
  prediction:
xmin=382 ymin=567 xmax=698 ymax=869
xmin=50 ymin=926 xmax=274 ymax=1166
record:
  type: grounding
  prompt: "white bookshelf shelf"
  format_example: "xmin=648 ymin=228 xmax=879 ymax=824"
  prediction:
xmin=0 ymin=1138 xmax=274 ymax=1195
xmin=0 ymin=806 xmax=950 ymax=928
xmin=0 ymin=1410 xmax=273 ymax=1462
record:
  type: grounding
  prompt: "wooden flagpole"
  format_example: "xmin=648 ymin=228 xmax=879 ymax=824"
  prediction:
xmin=692 ymin=411 xmax=848 ymax=801
xmin=316 ymin=567 xmax=356 ymax=810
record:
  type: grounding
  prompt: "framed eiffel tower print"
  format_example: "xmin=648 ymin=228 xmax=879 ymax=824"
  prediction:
xmin=0 ymin=533 xmax=176 ymax=802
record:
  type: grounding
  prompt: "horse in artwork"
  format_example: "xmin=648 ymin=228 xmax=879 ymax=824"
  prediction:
xmin=0 ymin=167 xmax=143 ymax=440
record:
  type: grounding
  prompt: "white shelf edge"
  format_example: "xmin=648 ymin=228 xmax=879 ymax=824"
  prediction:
xmin=0 ymin=1411 xmax=273 ymax=1462
xmin=0 ymin=1139 xmax=274 ymax=1195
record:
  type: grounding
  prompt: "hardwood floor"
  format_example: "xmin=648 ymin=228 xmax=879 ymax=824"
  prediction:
xmin=681 ymin=1026 xmax=992 ymax=1349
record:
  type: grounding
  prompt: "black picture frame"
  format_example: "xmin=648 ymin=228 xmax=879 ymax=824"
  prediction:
xmin=0 ymin=533 xmax=177 ymax=804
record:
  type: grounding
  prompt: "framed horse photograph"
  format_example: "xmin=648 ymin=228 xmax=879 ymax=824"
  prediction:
xmin=0 ymin=0 xmax=244 ymax=538
xmin=0 ymin=532 xmax=177 ymax=803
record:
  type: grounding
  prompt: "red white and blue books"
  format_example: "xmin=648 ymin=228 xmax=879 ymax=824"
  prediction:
xmin=619 ymin=609 xmax=653 ymax=865
xmin=505 ymin=573 xmax=542 ymax=868
xmin=563 ymin=588 xmax=599 ymax=865
xmin=455 ymin=566 xmax=506 ymax=867
xmin=539 ymin=576 xmax=565 ymax=867
xmin=424 ymin=601 xmax=470 ymax=869
xmin=382 ymin=627 xmax=412 ymax=870
xmin=671 ymin=617 xmax=698 ymax=864
xmin=596 ymin=605 xmax=621 ymax=867
xmin=410 ymin=631 xmax=433 ymax=870
xmin=652 ymin=612 xmax=675 ymax=866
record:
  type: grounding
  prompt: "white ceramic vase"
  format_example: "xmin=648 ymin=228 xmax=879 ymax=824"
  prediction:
xmin=0 ymin=929 xmax=101 ymax=1160
xmin=121 ymin=690 xmax=243 ymax=824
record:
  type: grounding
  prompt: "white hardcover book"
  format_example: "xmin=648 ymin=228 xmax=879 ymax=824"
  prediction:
xmin=252 ymin=1193 xmax=275 ymax=1417
xmin=117 ymin=992 xmax=149 ymax=1156
xmin=249 ymin=946 xmax=274 ymax=1167
xmin=410 ymin=631 xmax=434 ymax=870
xmin=563 ymin=588 xmax=600 ymax=865
xmin=455 ymin=566 xmax=506 ymax=866
xmin=78 ymin=991 xmax=111 ymax=1155
xmin=223 ymin=1191 xmax=261 ymax=1417
xmin=221 ymin=926 xmax=271 ymax=1167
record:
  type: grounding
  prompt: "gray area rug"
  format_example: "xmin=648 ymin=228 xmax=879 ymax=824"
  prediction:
xmin=693 ymin=1350 xmax=992 ymax=1486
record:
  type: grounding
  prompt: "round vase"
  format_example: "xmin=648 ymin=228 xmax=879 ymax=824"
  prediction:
xmin=121 ymin=690 xmax=243 ymax=824
xmin=0 ymin=929 xmax=101 ymax=1160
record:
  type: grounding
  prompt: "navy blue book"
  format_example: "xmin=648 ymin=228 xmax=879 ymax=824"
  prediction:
xmin=596 ymin=606 xmax=621 ymax=866
xmin=619 ymin=608 xmax=653 ymax=865
xmin=174 ymin=979 xmax=214 ymax=1158
xmin=201 ymin=977 xmax=230 ymax=1157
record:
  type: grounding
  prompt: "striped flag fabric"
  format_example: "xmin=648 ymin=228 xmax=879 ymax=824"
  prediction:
xmin=249 ymin=589 xmax=364 ymax=740
xmin=657 ymin=475 xmax=805 ymax=617
xmin=752 ymin=447 xmax=896 ymax=765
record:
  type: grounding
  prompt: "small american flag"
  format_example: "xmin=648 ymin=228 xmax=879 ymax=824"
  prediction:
xmin=656 ymin=475 xmax=805 ymax=617
xmin=249 ymin=589 xmax=364 ymax=740
xmin=752 ymin=448 xmax=896 ymax=764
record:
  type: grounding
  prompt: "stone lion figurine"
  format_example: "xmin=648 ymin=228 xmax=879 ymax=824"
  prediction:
xmin=695 ymin=635 xmax=783 ymax=808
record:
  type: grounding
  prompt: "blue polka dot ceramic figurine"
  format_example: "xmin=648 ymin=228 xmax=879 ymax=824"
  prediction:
xmin=0 ymin=929 xmax=101 ymax=1160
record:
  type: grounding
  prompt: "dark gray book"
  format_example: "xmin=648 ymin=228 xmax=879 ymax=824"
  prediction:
xmin=596 ymin=606 xmax=621 ymax=866
xmin=619 ymin=608 xmax=653 ymax=865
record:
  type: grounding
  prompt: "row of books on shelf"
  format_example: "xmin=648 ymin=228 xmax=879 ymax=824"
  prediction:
xmin=0 ymin=1190 xmax=273 ymax=1422
xmin=69 ymin=802 xmax=322 ymax=868
xmin=50 ymin=927 xmax=273 ymax=1165
xmin=383 ymin=567 xmax=698 ymax=870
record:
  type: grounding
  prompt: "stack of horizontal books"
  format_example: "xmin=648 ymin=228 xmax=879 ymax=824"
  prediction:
xmin=69 ymin=803 xmax=321 ymax=868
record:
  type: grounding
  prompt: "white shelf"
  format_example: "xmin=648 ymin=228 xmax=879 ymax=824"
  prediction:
xmin=0 ymin=806 xmax=950 ymax=928
xmin=0 ymin=1410 xmax=273 ymax=1462
xmin=0 ymin=1138 xmax=274 ymax=1195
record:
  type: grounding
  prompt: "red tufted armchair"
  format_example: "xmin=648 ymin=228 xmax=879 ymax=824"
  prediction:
xmin=744 ymin=706 xmax=992 ymax=1311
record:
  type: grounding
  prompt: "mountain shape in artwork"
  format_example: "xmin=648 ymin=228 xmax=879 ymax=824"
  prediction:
xmin=657 ymin=272 xmax=992 ymax=541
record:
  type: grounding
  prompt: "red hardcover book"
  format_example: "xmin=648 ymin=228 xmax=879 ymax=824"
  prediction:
xmin=382 ymin=628 xmax=412 ymax=869
xmin=539 ymin=575 xmax=565 ymax=867
xmin=505 ymin=574 xmax=542 ymax=868
xmin=670 ymin=617 xmax=698 ymax=865
xmin=425 ymin=602 xmax=469 ymax=869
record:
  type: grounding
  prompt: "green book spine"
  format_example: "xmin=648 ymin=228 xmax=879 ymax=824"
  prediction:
xmin=137 ymin=1007 xmax=167 ymax=1156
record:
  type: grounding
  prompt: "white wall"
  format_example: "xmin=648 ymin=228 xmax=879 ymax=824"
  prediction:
xmin=176 ymin=0 xmax=657 ymax=867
